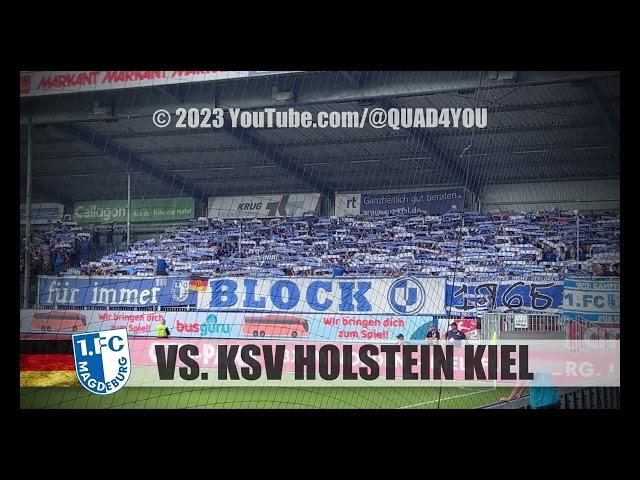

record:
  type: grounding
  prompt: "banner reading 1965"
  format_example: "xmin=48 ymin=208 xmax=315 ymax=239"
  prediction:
xmin=446 ymin=278 xmax=564 ymax=312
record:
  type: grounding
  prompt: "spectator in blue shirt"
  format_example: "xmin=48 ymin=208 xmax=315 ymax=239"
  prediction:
xmin=331 ymin=262 xmax=344 ymax=277
xmin=156 ymin=258 xmax=168 ymax=276
xmin=445 ymin=322 xmax=467 ymax=341
xmin=501 ymin=373 xmax=560 ymax=409
xmin=91 ymin=228 xmax=100 ymax=246
xmin=530 ymin=385 xmax=561 ymax=408
xmin=80 ymin=237 xmax=91 ymax=254
xmin=578 ymin=246 xmax=588 ymax=261
xmin=53 ymin=251 xmax=64 ymax=274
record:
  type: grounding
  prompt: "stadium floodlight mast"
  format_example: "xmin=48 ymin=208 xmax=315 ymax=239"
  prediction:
xmin=127 ymin=170 xmax=131 ymax=249
xmin=575 ymin=209 xmax=580 ymax=266
xmin=22 ymin=117 xmax=32 ymax=309
xmin=446 ymin=143 xmax=473 ymax=317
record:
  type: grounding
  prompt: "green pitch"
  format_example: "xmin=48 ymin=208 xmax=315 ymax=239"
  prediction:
xmin=20 ymin=386 xmax=509 ymax=409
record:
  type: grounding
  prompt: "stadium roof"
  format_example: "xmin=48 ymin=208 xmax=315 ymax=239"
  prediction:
xmin=20 ymin=71 xmax=620 ymax=207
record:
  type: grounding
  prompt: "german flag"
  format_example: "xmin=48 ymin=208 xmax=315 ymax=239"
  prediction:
xmin=189 ymin=276 xmax=208 ymax=292
xmin=20 ymin=354 xmax=80 ymax=387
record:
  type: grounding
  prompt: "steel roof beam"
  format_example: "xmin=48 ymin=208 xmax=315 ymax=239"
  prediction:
xmin=28 ymin=97 xmax=601 ymax=146
xmin=29 ymin=180 xmax=76 ymax=206
xmin=583 ymin=79 xmax=619 ymax=155
xmin=377 ymin=97 xmax=479 ymax=195
xmin=155 ymin=84 xmax=185 ymax=103
xmin=54 ymin=123 xmax=209 ymax=205
xmin=21 ymin=72 xmax=619 ymax=125
xmin=338 ymin=72 xmax=476 ymax=193
xmin=435 ymin=120 xmax=601 ymax=137
xmin=220 ymin=125 xmax=336 ymax=197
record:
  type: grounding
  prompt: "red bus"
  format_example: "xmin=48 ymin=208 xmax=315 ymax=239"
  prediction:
xmin=31 ymin=311 xmax=87 ymax=333
xmin=242 ymin=314 xmax=309 ymax=338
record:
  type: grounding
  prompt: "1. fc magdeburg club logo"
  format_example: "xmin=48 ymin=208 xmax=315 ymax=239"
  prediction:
xmin=72 ymin=329 xmax=131 ymax=395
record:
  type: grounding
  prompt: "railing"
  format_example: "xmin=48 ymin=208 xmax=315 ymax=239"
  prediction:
xmin=565 ymin=317 xmax=620 ymax=353
xmin=483 ymin=387 xmax=620 ymax=409
xmin=504 ymin=313 xmax=566 ymax=332
xmin=481 ymin=312 xmax=566 ymax=334
xmin=105 ymin=306 xmax=158 ymax=311
xmin=567 ymin=317 xmax=620 ymax=340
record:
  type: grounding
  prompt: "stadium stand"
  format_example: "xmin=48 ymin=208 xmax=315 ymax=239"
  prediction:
xmin=20 ymin=70 xmax=620 ymax=409
xmin=24 ymin=210 xmax=620 ymax=279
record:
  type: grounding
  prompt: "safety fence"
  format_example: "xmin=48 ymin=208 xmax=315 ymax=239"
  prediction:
xmin=32 ymin=305 xmax=197 ymax=312
xmin=481 ymin=312 xmax=566 ymax=333
xmin=482 ymin=387 xmax=620 ymax=409
xmin=474 ymin=312 xmax=567 ymax=342
xmin=567 ymin=317 xmax=620 ymax=340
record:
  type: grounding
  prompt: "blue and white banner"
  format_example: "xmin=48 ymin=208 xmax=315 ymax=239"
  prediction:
xmin=37 ymin=276 xmax=197 ymax=308
xmin=197 ymin=276 xmax=446 ymax=315
xmin=445 ymin=278 xmax=564 ymax=312
xmin=563 ymin=277 xmax=620 ymax=323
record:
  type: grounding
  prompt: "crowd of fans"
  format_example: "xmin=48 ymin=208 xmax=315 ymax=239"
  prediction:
xmin=20 ymin=223 xmax=126 ymax=276
xmin=24 ymin=209 xmax=619 ymax=280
